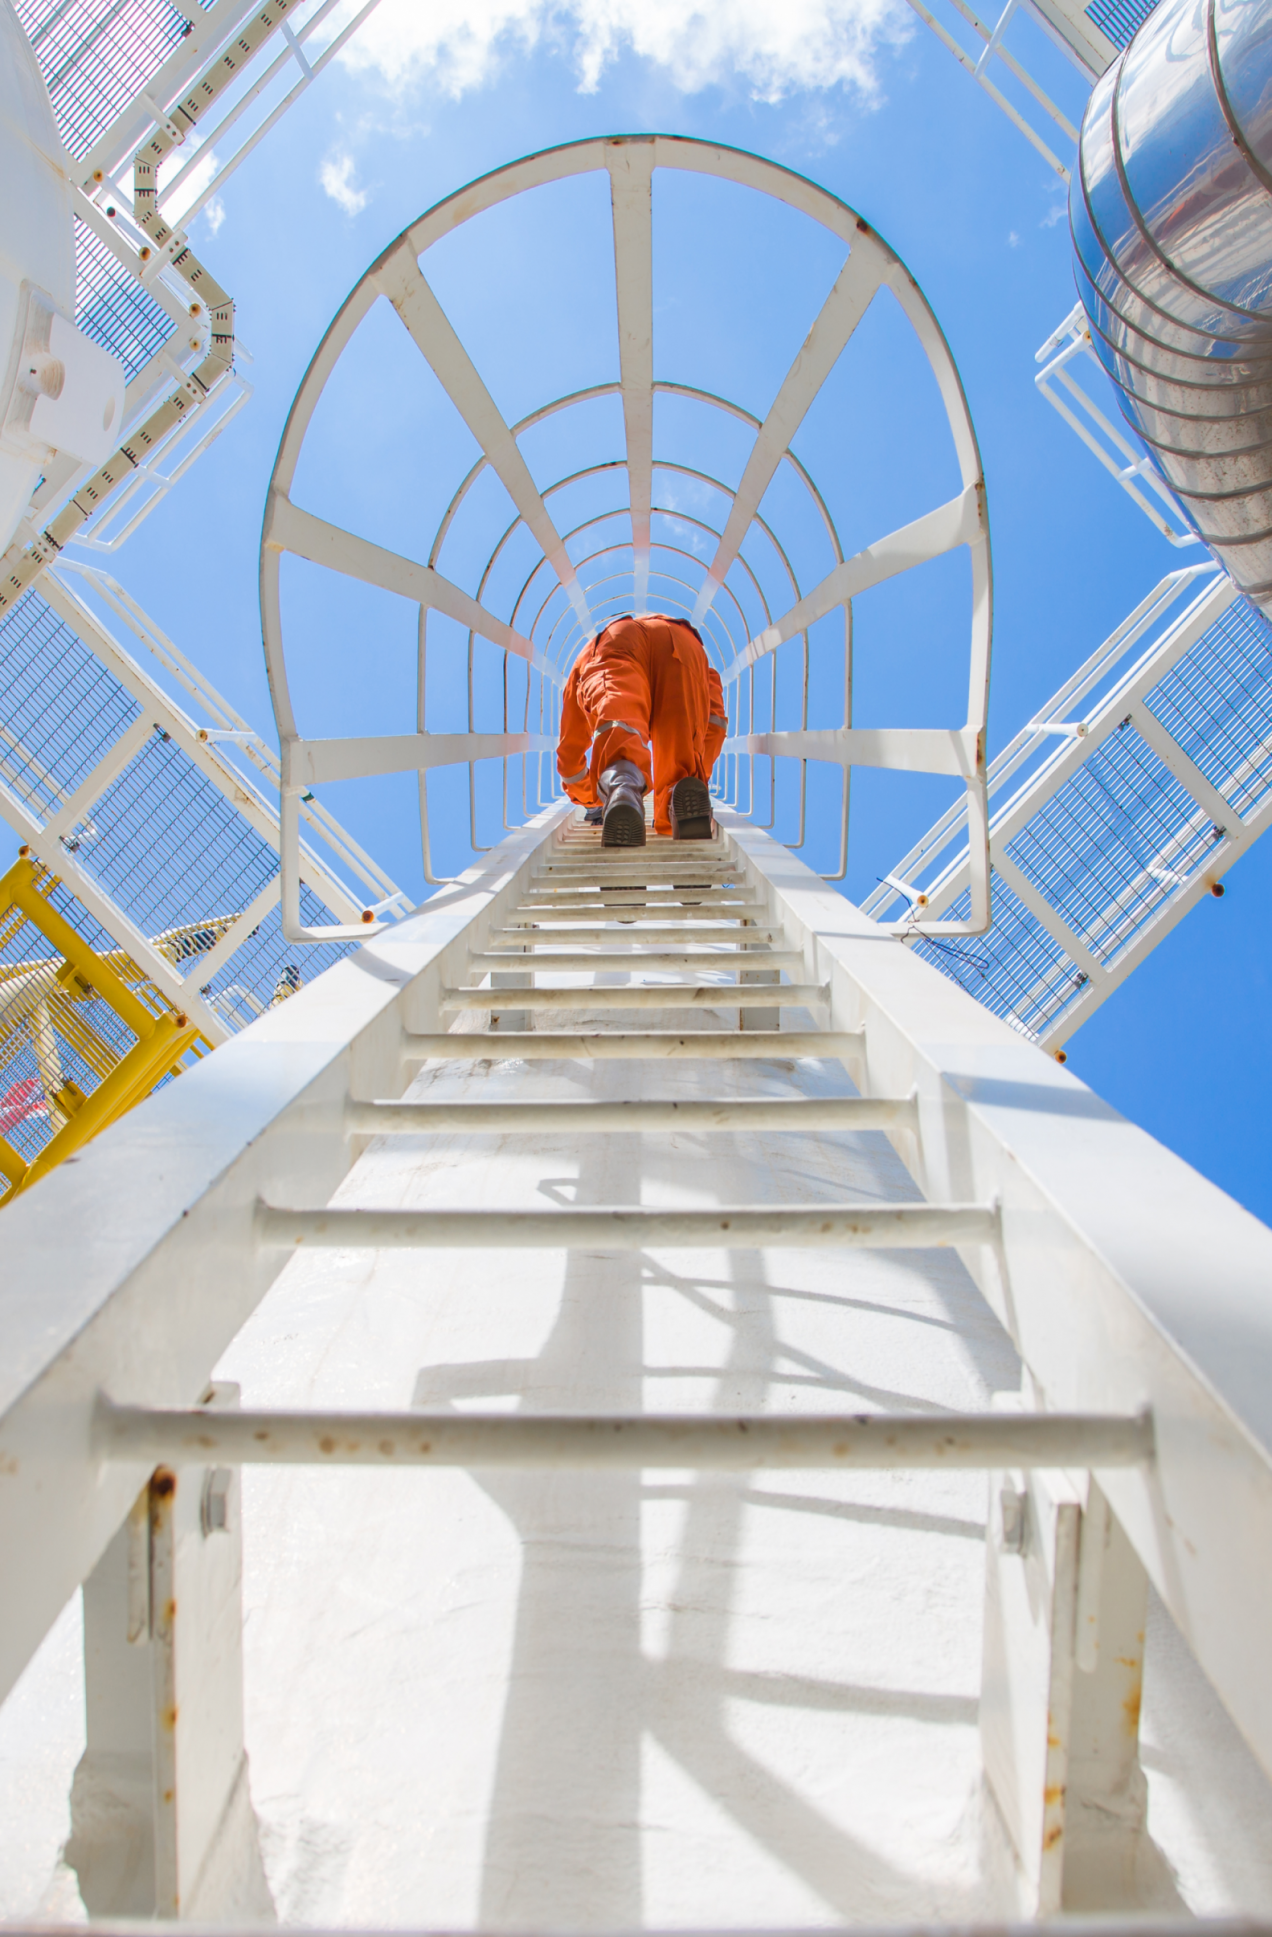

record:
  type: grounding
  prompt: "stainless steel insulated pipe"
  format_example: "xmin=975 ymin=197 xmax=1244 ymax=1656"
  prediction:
xmin=1071 ymin=0 xmax=1272 ymax=610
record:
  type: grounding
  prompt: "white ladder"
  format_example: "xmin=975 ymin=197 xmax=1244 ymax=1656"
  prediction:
xmin=4 ymin=805 xmax=1271 ymax=1922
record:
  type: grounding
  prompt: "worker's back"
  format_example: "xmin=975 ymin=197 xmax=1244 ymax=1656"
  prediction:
xmin=572 ymin=614 xmax=714 ymax=729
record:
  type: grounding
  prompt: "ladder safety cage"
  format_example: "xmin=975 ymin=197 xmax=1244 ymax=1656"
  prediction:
xmin=261 ymin=135 xmax=995 ymax=942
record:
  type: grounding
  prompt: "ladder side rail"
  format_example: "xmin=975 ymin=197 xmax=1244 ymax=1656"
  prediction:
xmin=722 ymin=809 xmax=1272 ymax=1785
xmin=0 ymin=806 xmax=568 ymax=1713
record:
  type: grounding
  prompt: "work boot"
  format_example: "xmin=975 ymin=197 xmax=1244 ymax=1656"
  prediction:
xmin=599 ymin=759 xmax=647 ymax=848
xmin=669 ymin=775 xmax=714 ymax=840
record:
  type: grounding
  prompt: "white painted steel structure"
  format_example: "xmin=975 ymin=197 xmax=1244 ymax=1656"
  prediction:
xmin=864 ymin=564 xmax=1272 ymax=1048
xmin=9 ymin=6 xmax=1272 ymax=1921
xmin=1034 ymin=305 xmax=1202 ymax=548
xmin=0 ymin=560 xmax=405 ymax=1045
xmin=261 ymin=136 xmax=994 ymax=942
xmin=6 ymin=0 xmax=384 ymax=576
xmin=4 ymin=806 xmax=1272 ymax=1917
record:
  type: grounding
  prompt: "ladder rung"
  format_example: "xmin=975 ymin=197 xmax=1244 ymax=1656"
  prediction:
xmin=499 ymin=920 xmax=776 ymax=937
xmin=348 ymin=1096 xmax=915 ymax=1135
xmin=527 ymin=876 xmax=739 ymax=889
xmin=507 ymin=902 xmax=762 ymax=918
xmin=256 ymin=1200 xmax=996 ymax=1250
xmin=441 ymin=983 xmax=827 ymax=1012
xmin=465 ymin=951 xmax=805 ymax=972
xmin=404 ymin=1030 xmax=861 ymax=1060
xmin=95 ymin=1398 xmax=1154 ymax=1471
xmin=529 ymin=875 xmax=738 ymax=888
xmin=518 ymin=894 xmax=758 ymax=910
xmin=539 ymin=858 xmax=736 ymax=874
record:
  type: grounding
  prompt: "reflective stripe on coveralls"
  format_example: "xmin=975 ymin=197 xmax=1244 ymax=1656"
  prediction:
xmin=557 ymin=615 xmax=726 ymax=835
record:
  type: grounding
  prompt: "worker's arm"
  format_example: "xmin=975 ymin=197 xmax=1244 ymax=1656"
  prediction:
xmin=557 ymin=662 xmax=597 ymax=804
xmin=704 ymin=665 xmax=728 ymax=773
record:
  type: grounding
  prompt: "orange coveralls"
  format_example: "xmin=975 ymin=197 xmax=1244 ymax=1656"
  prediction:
xmin=557 ymin=614 xmax=728 ymax=836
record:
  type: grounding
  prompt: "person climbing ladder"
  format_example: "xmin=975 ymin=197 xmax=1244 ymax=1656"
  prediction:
xmin=556 ymin=613 xmax=728 ymax=847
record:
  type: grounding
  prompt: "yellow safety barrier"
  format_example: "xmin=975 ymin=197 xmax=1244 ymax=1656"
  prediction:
xmin=0 ymin=855 xmax=205 ymax=1204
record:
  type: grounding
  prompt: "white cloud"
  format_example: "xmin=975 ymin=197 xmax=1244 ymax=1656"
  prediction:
xmin=204 ymin=195 xmax=227 ymax=236
xmin=160 ymin=141 xmax=223 ymax=225
xmin=1008 ymin=229 xmax=1020 ymax=247
xmin=320 ymin=150 xmax=369 ymax=215
xmin=338 ymin=0 xmax=911 ymax=107
xmin=1040 ymin=199 xmax=1068 ymax=228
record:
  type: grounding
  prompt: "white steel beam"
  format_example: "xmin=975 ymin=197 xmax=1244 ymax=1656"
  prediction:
xmin=40 ymin=718 xmax=155 ymax=840
xmin=608 ymin=141 xmax=654 ymax=611
xmin=290 ymin=730 xmax=552 ymax=788
xmin=721 ymin=809 xmax=1272 ymax=1786
xmin=187 ymin=877 xmax=284 ymax=990
xmin=720 ymin=484 xmax=984 ymax=682
xmin=373 ymin=242 xmax=594 ymax=638
xmin=735 ymin=725 xmax=982 ymax=777
xmin=264 ymin=498 xmax=552 ymax=675
xmin=991 ymin=851 xmax=1108 ymax=984
xmin=1125 ymin=700 xmax=1235 ymax=828
xmin=692 ymin=246 xmax=884 ymax=627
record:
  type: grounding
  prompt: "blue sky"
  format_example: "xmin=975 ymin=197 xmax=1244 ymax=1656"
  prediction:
xmin=91 ymin=0 xmax=1272 ymax=1222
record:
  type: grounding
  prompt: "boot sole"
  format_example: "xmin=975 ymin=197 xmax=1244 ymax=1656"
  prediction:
xmin=670 ymin=777 xmax=714 ymax=840
xmin=602 ymin=801 xmax=646 ymax=847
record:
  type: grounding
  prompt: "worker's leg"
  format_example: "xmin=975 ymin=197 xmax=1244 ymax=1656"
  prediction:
xmin=590 ymin=721 xmax=650 ymax=793
xmin=647 ymin=628 xmax=711 ymax=835
xmin=581 ymin=635 xmax=654 ymax=801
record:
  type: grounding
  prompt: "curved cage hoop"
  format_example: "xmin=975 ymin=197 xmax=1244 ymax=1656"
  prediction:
xmin=259 ymin=134 xmax=993 ymax=940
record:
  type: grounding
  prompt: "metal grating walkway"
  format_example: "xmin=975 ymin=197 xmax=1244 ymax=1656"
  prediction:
xmin=865 ymin=572 xmax=1272 ymax=1049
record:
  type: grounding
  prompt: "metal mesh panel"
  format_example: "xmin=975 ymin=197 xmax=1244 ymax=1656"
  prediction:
xmin=1144 ymin=596 xmax=1272 ymax=821
xmin=67 ymin=734 xmax=358 ymax=1009
xmin=71 ymin=729 xmax=283 ymax=934
xmin=74 ymin=217 xmax=174 ymax=380
xmin=0 ymin=590 xmax=356 ymax=1030
xmin=200 ymin=890 xmax=356 ymax=1028
xmin=0 ymin=590 xmax=141 ymax=820
xmin=1005 ymin=724 xmax=1221 ymax=965
xmin=907 ymin=878 xmax=1087 ymax=1042
xmin=15 ymin=0 xmax=197 ymax=161
xmin=1083 ymin=0 xmax=1161 ymax=48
